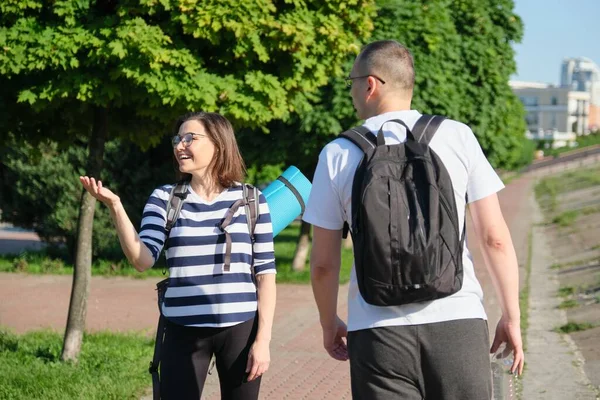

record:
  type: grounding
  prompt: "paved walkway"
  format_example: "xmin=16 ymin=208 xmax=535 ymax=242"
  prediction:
xmin=521 ymin=199 xmax=598 ymax=399
xmin=0 ymin=176 xmax=535 ymax=399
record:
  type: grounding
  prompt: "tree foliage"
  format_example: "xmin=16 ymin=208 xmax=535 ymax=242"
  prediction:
xmin=0 ymin=0 xmax=376 ymax=360
xmin=240 ymin=0 xmax=527 ymax=176
xmin=0 ymin=135 xmax=174 ymax=259
xmin=0 ymin=0 xmax=375 ymax=142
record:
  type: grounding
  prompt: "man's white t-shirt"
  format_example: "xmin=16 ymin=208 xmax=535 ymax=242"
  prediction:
xmin=302 ymin=110 xmax=505 ymax=332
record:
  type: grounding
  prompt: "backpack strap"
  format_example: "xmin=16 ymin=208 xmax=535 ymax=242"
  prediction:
xmin=219 ymin=184 xmax=259 ymax=272
xmin=243 ymin=184 xmax=259 ymax=242
xmin=375 ymin=119 xmax=416 ymax=144
xmin=338 ymin=126 xmax=376 ymax=239
xmin=338 ymin=126 xmax=377 ymax=154
xmin=165 ymin=181 xmax=189 ymax=233
xmin=411 ymin=114 xmax=446 ymax=146
xmin=149 ymin=278 xmax=169 ymax=399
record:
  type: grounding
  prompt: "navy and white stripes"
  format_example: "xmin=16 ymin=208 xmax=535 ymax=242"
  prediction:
xmin=139 ymin=183 xmax=276 ymax=328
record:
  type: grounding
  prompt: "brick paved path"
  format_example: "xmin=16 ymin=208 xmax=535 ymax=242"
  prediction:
xmin=0 ymin=176 xmax=534 ymax=399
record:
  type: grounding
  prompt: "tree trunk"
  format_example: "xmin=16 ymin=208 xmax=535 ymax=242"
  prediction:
xmin=61 ymin=107 xmax=107 ymax=362
xmin=291 ymin=221 xmax=311 ymax=272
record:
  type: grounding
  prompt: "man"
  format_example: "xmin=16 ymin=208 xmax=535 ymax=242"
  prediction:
xmin=302 ymin=40 xmax=524 ymax=399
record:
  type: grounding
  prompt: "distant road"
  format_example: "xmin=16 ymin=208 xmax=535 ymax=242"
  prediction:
xmin=0 ymin=223 xmax=45 ymax=255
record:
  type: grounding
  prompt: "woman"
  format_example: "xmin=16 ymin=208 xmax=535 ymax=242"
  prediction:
xmin=80 ymin=112 xmax=276 ymax=400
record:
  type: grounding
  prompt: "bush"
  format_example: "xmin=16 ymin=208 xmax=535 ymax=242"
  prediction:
xmin=0 ymin=134 xmax=174 ymax=260
xmin=514 ymin=137 xmax=536 ymax=169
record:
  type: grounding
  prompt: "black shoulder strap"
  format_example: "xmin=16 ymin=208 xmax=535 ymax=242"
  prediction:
xmin=411 ymin=114 xmax=446 ymax=146
xmin=338 ymin=126 xmax=377 ymax=154
xmin=338 ymin=126 xmax=375 ymax=239
xmin=376 ymin=119 xmax=415 ymax=144
xmin=149 ymin=278 xmax=169 ymax=399
xmin=165 ymin=181 xmax=189 ymax=233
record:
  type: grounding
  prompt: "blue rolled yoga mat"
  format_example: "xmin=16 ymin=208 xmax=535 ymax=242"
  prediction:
xmin=262 ymin=166 xmax=312 ymax=237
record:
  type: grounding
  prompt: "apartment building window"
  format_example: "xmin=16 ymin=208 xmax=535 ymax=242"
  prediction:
xmin=519 ymin=96 xmax=538 ymax=106
xmin=525 ymin=113 xmax=539 ymax=126
xmin=551 ymin=97 xmax=558 ymax=105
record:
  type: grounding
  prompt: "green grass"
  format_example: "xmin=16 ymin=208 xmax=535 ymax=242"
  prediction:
xmin=515 ymin=228 xmax=534 ymax=400
xmin=0 ymin=223 xmax=355 ymax=284
xmin=519 ymin=228 xmax=533 ymax=352
xmin=0 ymin=253 xmax=165 ymax=278
xmin=0 ymin=330 xmax=153 ymax=400
xmin=551 ymin=210 xmax=580 ymax=227
xmin=272 ymin=222 xmax=354 ymax=283
xmin=554 ymin=322 xmax=595 ymax=334
xmin=558 ymin=286 xmax=576 ymax=297
xmin=549 ymin=255 xmax=600 ymax=270
xmin=558 ymin=299 xmax=579 ymax=309
xmin=534 ymin=166 xmax=600 ymax=214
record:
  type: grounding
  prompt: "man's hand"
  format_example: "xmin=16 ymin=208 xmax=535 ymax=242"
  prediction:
xmin=490 ymin=315 xmax=524 ymax=376
xmin=322 ymin=315 xmax=348 ymax=361
xmin=245 ymin=339 xmax=270 ymax=382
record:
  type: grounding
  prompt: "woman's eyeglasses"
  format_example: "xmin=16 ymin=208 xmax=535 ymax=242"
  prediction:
xmin=172 ymin=133 xmax=204 ymax=148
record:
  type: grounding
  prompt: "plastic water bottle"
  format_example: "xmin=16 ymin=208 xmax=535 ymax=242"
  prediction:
xmin=491 ymin=343 xmax=516 ymax=400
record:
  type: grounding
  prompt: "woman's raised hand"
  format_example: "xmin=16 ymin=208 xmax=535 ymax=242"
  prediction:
xmin=79 ymin=176 xmax=120 ymax=207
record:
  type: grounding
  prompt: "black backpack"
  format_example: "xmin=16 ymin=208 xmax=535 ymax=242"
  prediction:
xmin=149 ymin=181 xmax=259 ymax=400
xmin=339 ymin=114 xmax=465 ymax=307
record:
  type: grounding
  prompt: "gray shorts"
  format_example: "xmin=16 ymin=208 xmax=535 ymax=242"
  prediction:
xmin=347 ymin=318 xmax=492 ymax=400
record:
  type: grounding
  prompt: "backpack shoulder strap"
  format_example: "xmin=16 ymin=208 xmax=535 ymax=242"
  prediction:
xmin=243 ymin=183 xmax=259 ymax=241
xmin=219 ymin=184 xmax=259 ymax=272
xmin=338 ymin=126 xmax=375 ymax=239
xmin=411 ymin=114 xmax=446 ymax=146
xmin=165 ymin=181 xmax=189 ymax=233
xmin=338 ymin=126 xmax=377 ymax=154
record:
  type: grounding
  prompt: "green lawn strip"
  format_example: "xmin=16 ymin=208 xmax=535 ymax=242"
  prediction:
xmin=558 ymin=299 xmax=579 ymax=309
xmin=520 ymin=228 xmax=534 ymax=351
xmin=0 ymin=330 xmax=153 ymax=400
xmin=551 ymin=255 xmax=600 ymax=270
xmin=551 ymin=210 xmax=580 ymax=227
xmin=534 ymin=166 xmax=600 ymax=215
xmin=0 ymin=223 xmax=354 ymax=284
xmin=515 ymin=227 xmax=534 ymax=399
xmin=554 ymin=322 xmax=596 ymax=334
xmin=267 ymin=222 xmax=353 ymax=284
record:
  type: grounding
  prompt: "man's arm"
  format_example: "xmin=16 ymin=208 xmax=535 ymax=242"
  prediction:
xmin=310 ymin=225 xmax=348 ymax=361
xmin=469 ymin=192 xmax=524 ymax=375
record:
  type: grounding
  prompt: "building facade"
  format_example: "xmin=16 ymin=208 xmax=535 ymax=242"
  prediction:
xmin=510 ymin=81 xmax=590 ymax=148
xmin=561 ymin=57 xmax=600 ymax=130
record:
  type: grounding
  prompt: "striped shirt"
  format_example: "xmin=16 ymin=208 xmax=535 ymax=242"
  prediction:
xmin=139 ymin=183 xmax=276 ymax=328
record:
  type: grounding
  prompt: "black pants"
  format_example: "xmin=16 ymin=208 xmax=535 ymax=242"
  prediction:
xmin=347 ymin=319 xmax=492 ymax=400
xmin=160 ymin=317 xmax=261 ymax=400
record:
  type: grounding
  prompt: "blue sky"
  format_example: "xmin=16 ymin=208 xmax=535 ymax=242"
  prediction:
xmin=512 ymin=0 xmax=600 ymax=85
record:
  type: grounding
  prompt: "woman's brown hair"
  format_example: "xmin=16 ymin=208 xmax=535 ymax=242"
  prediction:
xmin=173 ymin=112 xmax=246 ymax=187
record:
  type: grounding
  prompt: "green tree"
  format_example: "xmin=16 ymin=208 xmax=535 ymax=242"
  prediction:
xmin=0 ymin=0 xmax=375 ymax=360
xmin=239 ymin=0 xmax=526 ymax=271
xmin=0 ymin=135 xmax=174 ymax=259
